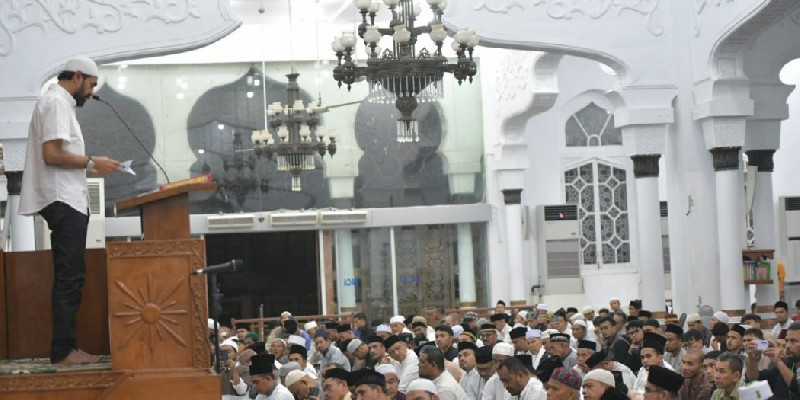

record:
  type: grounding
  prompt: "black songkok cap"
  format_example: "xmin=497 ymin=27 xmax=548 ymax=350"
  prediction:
xmin=412 ymin=321 xmax=427 ymax=329
xmin=475 ymin=346 xmax=493 ymax=364
xmin=578 ymin=340 xmax=597 ymax=350
xmin=337 ymin=324 xmax=352 ymax=333
xmin=457 ymin=341 xmax=478 ymax=353
xmin=326 ymin=322 xmax=340 ymax=330
xmin=247 ymin=341 xmax=266 ymax=354
xmin=647 ymin=365 xmax=685 ymax=393
xmin=643 ymin=319 xmax=660 ymax=329
xmin=289 ymin=344 xmax=307 ymax=358
xmin=367 ymin=335 xmax=384 ymax=344
xmin=516 ymin=354 xmax=534 ymax=371
xmin=630 ymin=300 xmax=642 ymax=308
xmin=249 ymin=353 xmax=275 ymax=376
xmin=383 ymin=335 xmax=401 ymax=349
xmin=350 ymin=368 xmax=386 ymax=388
xmin=586 ymin=350 xmax=610 ymax=369
xmin=642 ymin=332 xmax=666 ymax=353
xmin=324 ymin=367 xmax=349 ymax=381
xmin=490 ymin=313 xmax=506 ymax=322
xmin=283 ymin=319 xmax=298 ymax=334
xmin=664 ymin=324 xmax=684 ymax=337
xmin=480 ymin=323 xmax=497 ymax=332
xmin=398 ymin=332 xmax=414 ymax=343
xmin=510 ymin=327 xmax=528 ymax=339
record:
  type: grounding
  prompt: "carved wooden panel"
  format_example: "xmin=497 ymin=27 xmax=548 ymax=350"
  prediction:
xmin=107 ymin=239 xmax=209 ymax=371
xmin=396 ymin=226 xmax=456 ymax=317
xmin=0 ymin=371 xmax=120 ymax=393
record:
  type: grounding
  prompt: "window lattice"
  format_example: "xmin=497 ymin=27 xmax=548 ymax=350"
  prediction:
xmin=565 ymin=103 xmax=622 ymax=147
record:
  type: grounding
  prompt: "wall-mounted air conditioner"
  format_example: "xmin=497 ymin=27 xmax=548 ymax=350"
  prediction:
xmin=36 ymin=178 xmax=105 ymax=250
xmin=207 ymin=214 xmax=256 ymax=229
xmin=536 ymin=204 xmax=582 ymax=295
xmin=269 ymin=212 xmax=319 ymax=227
xmin=319 ymin=210 xmax=369 ymax=225
xmin=779 ymin=196 xmax=800 ymax=282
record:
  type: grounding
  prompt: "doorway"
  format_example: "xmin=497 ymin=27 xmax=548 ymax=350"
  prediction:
xmin=205 ymin=231 xmax=320 ymax=324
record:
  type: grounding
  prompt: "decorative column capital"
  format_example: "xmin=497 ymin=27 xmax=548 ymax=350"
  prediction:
xmin=631 ymin=155 xmax=661 ymax=178
xmin=502 ymin=189 xmax=522 ymax=205
xmin=710 ymin=147 xmax=741 ymax=171
xmin=5 ymin=171 xmax=22 ymax=195
xmin=745 ymin=150 xmax=775 ymax=172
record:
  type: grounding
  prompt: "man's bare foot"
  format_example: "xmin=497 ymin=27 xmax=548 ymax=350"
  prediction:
xmin=52 ymin=349 xmax=89 ymax=365
xmin=76 ymin=348 xmax=103 ymax=363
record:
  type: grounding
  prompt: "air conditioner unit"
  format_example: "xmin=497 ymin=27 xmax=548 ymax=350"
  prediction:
xmin=269 ymin=212 xmax=319 ymax=227
xmin=319 ymin=210 xmax=369 ymax=225
xmin=36 ymin=178 xmax=106 ymax=250
xmin=536 ymin=204 xmax=582 ymax=295
xmin=207 ymin=214 xmax=256 ymax=229
xmin=779 ymin=196 xmax=800 ymax=282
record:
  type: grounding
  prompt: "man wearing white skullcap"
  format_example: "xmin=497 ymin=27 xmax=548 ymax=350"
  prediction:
xmin=582 ymin=369 xmax=617 ymax=400
xmin=20 ymin=55 xmax=121 ymax=366
xmin=391 ymin=316 xmax=410 ymax=335
xmin=376 ymin=364 xmax=404 ymax=400
xmin=406 ymin=378 xmax=438 ymax=400
xmin=526 ymin=329 xmax=546 ymax=369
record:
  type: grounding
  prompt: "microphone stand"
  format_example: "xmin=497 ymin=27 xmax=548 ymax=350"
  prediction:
xmin=211 ymin=273 xmax=224 ymax=374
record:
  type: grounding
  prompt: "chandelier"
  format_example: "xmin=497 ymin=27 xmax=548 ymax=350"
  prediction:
xmin=250 ymin=72 xmax=337 ymax=192
xmin=332 ymin=0 xmax=479 ymax=143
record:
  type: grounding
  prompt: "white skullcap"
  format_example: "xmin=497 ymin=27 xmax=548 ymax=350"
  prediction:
xmin=573 ymin=320 xmax=587 ymax=328
xmin=64 ymin=56 xmax=99 ymax=76
xmin=347 ymin=339 xmax=364 ymax=354
xmin=304 ymin=321 xmax=318 ymax=330
xmin=281 ymin=311 xmax=292 ymax=317
xmin=451 ymin=325 xmax=464 ymax=337
xmin=585 ymin=369 xmax=615 ymax=387
xmin=686 ymin=313 xmax=701 ymax=323
xmin=288 ymin=335 xmax=305 ymax=347
xmin=518 ymin=310 xmax=528 ymax=320
xmin=739 ymin=380 xmax=773 ymax=400
xmin=526 ymin=329 xmax=542 ymax=339
xmin=285 ymin=370 xmax=307 ymax=388
xmin=610 ymin=297 xmax=620 ymax=302
xmin=582 ymin=306 xmax=594 ymax=314
xmin=208 ymin=318 xmax=218 ymax=330
xmin=492 ymin=342 xmax=514 ymax=356
xmin=713 ymin=311 xmax=729 ymax=324
xmin=570 ymin=313 xmax=585 ymax=323
xmin=377 ymin=325 xmax=393 ymax=333
xmin=375 ymin=363 xmax=397 ymax=376
xmin=537 ymin=304 xmax=548 ymax=311
xmin=406 ymin=378 xmax=437 ymax=393
xmin=390 ymin=315 xmax=405 ymax=324
xmin=221 ymin=338 xmax=238 ymax=348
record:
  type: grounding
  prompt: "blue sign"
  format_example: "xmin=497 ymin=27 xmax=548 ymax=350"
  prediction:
xmin=401 ymin=275 xmax=421 ymax=285
xmin=344 ymin=277 xmax=360 ymax=287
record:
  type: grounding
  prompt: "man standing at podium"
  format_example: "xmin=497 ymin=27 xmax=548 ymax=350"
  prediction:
xmin=19 ymin=56 xmax=120 ymax=365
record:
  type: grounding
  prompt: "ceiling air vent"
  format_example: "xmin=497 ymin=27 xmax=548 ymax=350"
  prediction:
xmin=207 ymin=214 xmax=256 ymax=229
xmin=319 ymin=210 xmax=369 ymax=225
xmin=270 ymin=212 xmax=319 ymax=227
xmin=543 ymin=205 xmax=578 ymax=221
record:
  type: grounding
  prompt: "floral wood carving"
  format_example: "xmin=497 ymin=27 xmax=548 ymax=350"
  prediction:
xmin=0 ymin=0 xmax=202 ymax=56
xmin=0 ymin=371 xmax=121 ymax=392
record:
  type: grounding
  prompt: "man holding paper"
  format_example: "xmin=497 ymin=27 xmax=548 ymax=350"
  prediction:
xmin=19 ymin=56 xmax=121 ymax=365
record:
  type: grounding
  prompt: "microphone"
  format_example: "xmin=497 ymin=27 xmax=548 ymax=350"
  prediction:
xmin=91 ymin=95 xmax=171 ymax=183
xmin=191 ymin=259 xmax=243 ymax=276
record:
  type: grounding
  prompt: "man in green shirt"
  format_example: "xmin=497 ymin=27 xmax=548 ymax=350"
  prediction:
xmin=710 ymin=354 xmax=742 ymax=400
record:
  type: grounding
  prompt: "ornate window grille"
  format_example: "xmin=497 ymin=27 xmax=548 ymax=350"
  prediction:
xmin=565 ymin=103 xmax=622 ymax=147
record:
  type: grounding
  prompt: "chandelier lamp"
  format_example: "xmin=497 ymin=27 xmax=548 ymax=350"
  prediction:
xmin=332 ymin=0 xmax=479 ymax=143
xmin=251 ymin=72 xmax=337 ymax=192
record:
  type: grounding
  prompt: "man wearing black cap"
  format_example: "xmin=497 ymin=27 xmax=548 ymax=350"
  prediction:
xmin=250 ymin=354 xmax=295 ymax=400
xmin=289 ymin=344 xmax=318 ymax=379
xmin=385 ymin=335 xmax=420 ymax=393
xmin=352 ymin=369 xmax=391 ymax=400
xmin=236 ymin=323 xmax=251 ymax=341
xmin=458 ymin=341 xmax=483 ymax=400
xmin=326 ymin=322 xmax=341 ymax=342
xmin=491 ymin=313 xmax=513 ymax=344
xmin=323 ymin=368 xmax=352 ymax=400
xmin=632 ymin=332 xmax=674 ymax=396
xmin=646 ymin=365 xmax=684 ymax=400
xmin=550 ymin=333 xmax=577 ymax=370
xmin=663 ymin=325 xmax=685 ymax=374
xmin=510 ymin=327 xmax=530 ymax=355
xmin=481 ymin=323 xmax=500 ymax=348
xmin=368 ymin=335 xmax=400 ymax=370
xmin=575 ymin=340 xmax=597 ymax=377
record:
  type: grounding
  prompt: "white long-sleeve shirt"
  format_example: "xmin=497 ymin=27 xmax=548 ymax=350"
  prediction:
xmin=434 ymin=370 xmax=469 ymax=400
xmin=397 ymin=350 xmax=420 ymax=393
xmin=460 ymin=369 xmax=484 ymax=400
xmin=255 ymin=383 xmax=295 ymax=400
xmin=481 ymin=374 xmax=511 ymax=400
xmin=517 ymin=377 xmax=546 ymax=400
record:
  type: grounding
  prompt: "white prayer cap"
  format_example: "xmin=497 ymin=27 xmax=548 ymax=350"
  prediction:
xmin=287 ymin=335 xmax=305 ymax=347
xmin=375 ymin=363 xmax=397 ymax=376
xmin=582 ymin=306 xmax=594 ymax=314
xmin=713 ymin=311 xmax=730 ymax=324
xmin=573 ymin=320 xmax=587 ymax=328
xmin=64 ymin=56 xmax=99 ymax=77
xmin=585 ymin=369 xmax=615 ymax=387
xmin=390 ymin=315 xmax=405 ymax=324
xmin=518 ymin=310 xmax=528 ymax=320
xmin=686 ymin=313 xmax=701 ymax=323
xmin=347 ymin=339 xmax=364 ymax=354
xmin=208 ymin=318 xmax=218 ymax=330
xmin=537 ymin=304 xmax=548 ymax=311
xmin=281 ymin=311 xmax=292 ymax=317
xmin=739 ymin=380 xmax=773 ymax=400
xmin=570 ymin=313 xmax=585 ymax=323
xmin=609 ymin=297 xmax=620 ymax=302
xmin=221 ymin=338 xmax=238 ymax=348
xmin=526 ymin=329 xmax=542 ymax=339
xmin=452 ymin=325 xmax=464 ymax=337
xmin=406 ymin=378 xmax=437 ymax=394
xmin=492 ymin=342 xmax=514 ymax=356
xmin=377 ymin=325 xmax=393 ymax=334
xmin=285 ymin=370 xmax=308 ymax=388
xmin=304 ymin=321 xmax=318 ymax=330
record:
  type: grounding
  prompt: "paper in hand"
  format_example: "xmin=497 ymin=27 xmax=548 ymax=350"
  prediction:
xmin=118 ymin=160 xmax=136 ymax=175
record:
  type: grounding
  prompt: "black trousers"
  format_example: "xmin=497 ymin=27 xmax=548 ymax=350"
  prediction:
xmin=39 ymin=201 xmax=89 ymax=363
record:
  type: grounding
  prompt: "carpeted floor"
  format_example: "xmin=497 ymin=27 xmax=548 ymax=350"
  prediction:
xmin=0 ymin=356 xmax=112 ymax=375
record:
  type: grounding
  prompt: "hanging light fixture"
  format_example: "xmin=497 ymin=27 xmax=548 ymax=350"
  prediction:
xmin=251 ymin=72 xmax=337 ymax=192
xmin=332 ymin=0 xmax=478 ymax=143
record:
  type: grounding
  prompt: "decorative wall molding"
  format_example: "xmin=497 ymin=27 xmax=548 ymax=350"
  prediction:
xmin=0 ymin=0 xmax=202 ymax=57
xmin=745 ymin=149 xmax=775 ymax=172
xmin=502 ymin=189 xmax=523 ymax=205
xmin=0 ymin=371 xmax=121 ymax=392
xmin=473 ymin=0 xmax=664 ymax=36
xmin=631 ymin=155 xmax=661 ymax=178
xmin=710 ymin=147 xmax=741 ymax=171
xmin=693 ymin=0 xmax=737 ymax=37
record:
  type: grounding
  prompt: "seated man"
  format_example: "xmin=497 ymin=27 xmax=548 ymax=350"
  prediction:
xmin=249 ymin=354 xmax=295 ymax=400
xmin=646 ymin=366 xmax=684 ymax=400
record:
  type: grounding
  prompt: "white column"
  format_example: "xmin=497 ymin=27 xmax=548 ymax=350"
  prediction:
xmin=712 ymin=148 xmax=748 ymax=312
xmin=457 ymin=223 xmax=477 ymax=306
xmin=6 ymin=171 xmax=35 ymax=251
xmin=748 ymin=150 xmax=780 ymax=306
xmin=631 ymin=156 xmax=666 ymax=312
xmin=503 ymin=189 xmax=526 ymax=304
xmin=335 ymin=229 xmax=356 ymax=312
